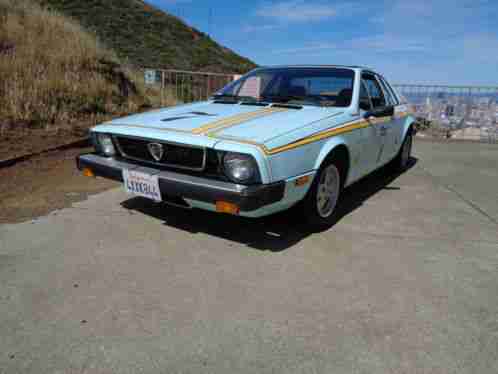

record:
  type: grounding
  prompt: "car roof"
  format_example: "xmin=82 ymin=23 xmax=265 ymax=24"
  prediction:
xmin=258 ymin=64 xmax=374 ymax=71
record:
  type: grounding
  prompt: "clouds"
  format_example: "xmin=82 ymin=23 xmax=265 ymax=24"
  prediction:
xmin=243 ymin=0 xmax=337 ymax=34
xmin=268 ymin=0 xmax=492 ymax=58
xmin=272 ymin=42 xmax=337 ymax=55
xmin=256 ymin=1 xmax=338 ymax=22
xmin=154 ymin=0 xmax=191 ymax=4
xmin=243 ymin=0 xmax=354 ymax=35
xmin=349 ymin=35 xmax=429 ymax=53
xmin=272 ymin=35 xmax=429 ymax=55
xmin=247 ymin=0 xmax=497 ymax=83
xmin=148 ymin=0 xmax=498 ymax=84
xmin=241 ymin=24 xmax=279 ymax=33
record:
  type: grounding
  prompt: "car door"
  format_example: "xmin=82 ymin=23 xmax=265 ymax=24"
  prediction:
xmin=362 ymin=73 xmax=396 ymax=166
xmin=377 ymin=75 xmax=402 ymax=160
xmin=358 ymin=77 xmax=383 ymax=175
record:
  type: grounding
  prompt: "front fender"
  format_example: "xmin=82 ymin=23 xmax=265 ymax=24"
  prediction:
xmin=402 ymin=114 xmax=417 ymax=140
xmin=313 ymin=137 xmax=349 ymax=171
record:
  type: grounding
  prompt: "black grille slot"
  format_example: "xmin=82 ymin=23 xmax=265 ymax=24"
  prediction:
xmin=114 ymin=136 xmax=205 ymax=171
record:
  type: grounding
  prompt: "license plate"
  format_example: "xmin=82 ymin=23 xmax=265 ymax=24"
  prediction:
xmin=122 ymin=169 xmax=162 ymax=202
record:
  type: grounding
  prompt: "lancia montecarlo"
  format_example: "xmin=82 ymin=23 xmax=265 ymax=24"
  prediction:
xmin=77 ymin=65 xmax=415 ymax=227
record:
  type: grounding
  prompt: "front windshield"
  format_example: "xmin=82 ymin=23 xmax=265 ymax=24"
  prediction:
xmin=215 ymin=67 xmax=355 ymax=107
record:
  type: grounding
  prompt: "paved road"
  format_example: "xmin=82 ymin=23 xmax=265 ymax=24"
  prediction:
xmin=1 ymin=141 xmax=497 ymax=374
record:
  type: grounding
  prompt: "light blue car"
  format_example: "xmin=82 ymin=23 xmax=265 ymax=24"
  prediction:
xmin=77 ymin=65 xmax=415 ymax=227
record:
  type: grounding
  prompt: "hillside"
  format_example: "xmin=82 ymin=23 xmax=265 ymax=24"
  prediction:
xmin=37 ymin=0 xmax=257 ymax=73
xmin=0 ymin=0 xmax=158 ymax=159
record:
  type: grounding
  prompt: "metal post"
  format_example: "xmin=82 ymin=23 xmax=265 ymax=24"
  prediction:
xmin=182 ymin=74 xmax=185 ymax=103
xmin=207 ymin=75 xmax=210 ymax=100
xmin=160 ymin=70 xmax=165 ymax=107
xmin=175 ymin=73 xmax=179 ymax=102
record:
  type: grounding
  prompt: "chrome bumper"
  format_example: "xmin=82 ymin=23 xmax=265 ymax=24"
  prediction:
xmin=76 ymin=154 xmax=285 ymax=212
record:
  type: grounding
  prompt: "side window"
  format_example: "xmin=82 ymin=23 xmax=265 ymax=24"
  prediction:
xmin=377 ymin=76 xmax=395 ymax=106
xmin=379 ymin=76 xmax=399 ymax=106
xmin=359 ymin=80 xmax=372 ymax=111
xmin=362 ymin=74 xmax=386 ymax=108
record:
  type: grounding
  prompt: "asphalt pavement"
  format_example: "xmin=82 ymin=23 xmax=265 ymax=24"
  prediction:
xmin=1 ymin=140 xmax=497 ymax=374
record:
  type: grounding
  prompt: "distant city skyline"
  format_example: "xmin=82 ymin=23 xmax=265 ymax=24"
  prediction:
xmin=398 ymin=87 xmax=498 ymax=141
xmin=149 ymin=0 xmax=498 ymax=86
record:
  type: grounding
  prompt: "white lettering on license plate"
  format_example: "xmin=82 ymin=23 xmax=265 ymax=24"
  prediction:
xmin=122 ymin=169 xmax=162 ymax=202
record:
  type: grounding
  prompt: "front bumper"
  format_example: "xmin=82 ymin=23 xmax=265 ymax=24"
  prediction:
xmin=76 ymin=154 xmax=285 ymax=212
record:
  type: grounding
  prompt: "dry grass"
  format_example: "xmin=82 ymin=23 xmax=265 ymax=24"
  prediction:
xmin=0 ymin=0 xmax=160 ymax=133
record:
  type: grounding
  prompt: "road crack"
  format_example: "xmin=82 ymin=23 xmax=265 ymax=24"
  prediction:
xmin=419 ymin=165 xmax=498 ymax=226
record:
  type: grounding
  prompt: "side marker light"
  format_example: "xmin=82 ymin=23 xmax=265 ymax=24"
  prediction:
xmin=216 ymin=201 xmax=240 ymax=215
xmin=295 ymin=175 xmax=311 ymax=186
xmin=82 ymin=168 xmax=95 ymax=177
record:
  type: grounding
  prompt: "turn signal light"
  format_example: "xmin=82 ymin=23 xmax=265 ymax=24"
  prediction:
xmin=82 ymin=168 xmax=95 ymax=177
xmin=295 ymin=175 xmax=311 ymax=186
xmin=216 ymin=201 xmax=240 ymax=215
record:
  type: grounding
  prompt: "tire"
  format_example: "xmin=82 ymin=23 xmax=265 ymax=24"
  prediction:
xmin=301 ymin=157 xmax=343 ymax=229
xmin=392 ymin=128 xmax=413 ymax=172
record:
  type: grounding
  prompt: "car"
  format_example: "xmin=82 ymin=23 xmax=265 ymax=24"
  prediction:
xmin=77 ymin=65 xmax=415 ymax=227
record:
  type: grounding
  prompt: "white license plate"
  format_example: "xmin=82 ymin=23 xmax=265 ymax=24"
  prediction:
xmin=122 ymin=169 xmax=162 ymax=202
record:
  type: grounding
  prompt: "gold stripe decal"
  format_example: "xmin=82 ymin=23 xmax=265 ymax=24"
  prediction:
xmin=266 ymin=120 xmax=370 ymax=155
xmin=211 ymin=119 xmax=371 ymax=155
xmin=106 ymin=107 xmax=290 ymax=136
xmin=191 ymin=107 xmax=289 ymax=135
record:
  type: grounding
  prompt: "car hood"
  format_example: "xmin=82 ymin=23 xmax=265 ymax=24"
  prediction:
xmin=95 ymin=101 xmax=345 ymax=146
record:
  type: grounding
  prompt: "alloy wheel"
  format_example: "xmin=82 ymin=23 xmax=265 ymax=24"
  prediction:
xmin=316 ymin=164 xmax=341 ymax=218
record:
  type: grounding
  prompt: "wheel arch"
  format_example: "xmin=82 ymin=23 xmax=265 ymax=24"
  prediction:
xmin=402 ymin=116 xmax=416 ymax=141
xmin=314 ymin=141 xmax=351 ymax=188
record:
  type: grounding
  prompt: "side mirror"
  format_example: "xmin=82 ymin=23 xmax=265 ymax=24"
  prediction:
xmin=365 ymin=105 xmax=395 ymax=119
xmin=384 ymin=105 xmax=395 ymax=117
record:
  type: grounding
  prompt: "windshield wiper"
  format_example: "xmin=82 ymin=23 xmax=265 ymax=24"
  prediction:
xmin=261 ymin=94 xmax=319 ymax=106
xmin=212 ymin=94 xmax=259 ymax=102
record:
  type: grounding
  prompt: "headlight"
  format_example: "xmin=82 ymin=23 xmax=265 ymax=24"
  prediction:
xmin=96 ymin=133 xmax=116 ymax=157
xmin=223 ymin=153 xmax=257 ymax=183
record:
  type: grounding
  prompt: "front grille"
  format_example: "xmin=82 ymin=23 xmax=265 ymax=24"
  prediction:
xmin=114 ymin=136 xmax=206 ymax=171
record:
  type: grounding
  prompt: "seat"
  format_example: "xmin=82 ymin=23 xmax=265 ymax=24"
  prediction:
xmin=287 ymin=85 xmax=306 ymax=97
xmin=336 ymin=88 xmax=353 ymax=107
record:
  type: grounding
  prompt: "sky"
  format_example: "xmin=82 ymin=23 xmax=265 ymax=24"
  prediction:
xmin=148 ymin=0 xmax=498 ymax=85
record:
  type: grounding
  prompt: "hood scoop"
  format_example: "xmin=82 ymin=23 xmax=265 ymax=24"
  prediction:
xmin=189 ymin=111 xmax=217 ymax=116
xmin=161 ymin=116 xmax=191 ymax=122
xmin=212 ymin=100 xmax=238 ymax=104
xmin=161 ymin=111 xmax=218 ymax=122
xmin=240 ymin=102 xmax=270 ymax=107
xmin=271 ymin=103 xmax=303 ymax=110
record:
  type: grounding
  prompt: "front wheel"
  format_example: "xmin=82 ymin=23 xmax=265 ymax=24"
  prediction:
xmin=301 ymin=159 xmax=342 ymax=229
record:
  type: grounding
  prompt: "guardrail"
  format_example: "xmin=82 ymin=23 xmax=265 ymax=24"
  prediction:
xmin=143 ymin=68 xmax=235 ymax=105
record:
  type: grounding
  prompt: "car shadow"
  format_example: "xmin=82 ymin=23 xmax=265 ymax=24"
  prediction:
xmin=121 ymin=158 xmax=418 ymax=252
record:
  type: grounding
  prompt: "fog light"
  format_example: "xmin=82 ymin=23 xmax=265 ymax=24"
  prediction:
xmin=216 ymin=201 xmax=240 ymax=215
xmin=82 ymin=167 xmax=95 ymax=177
